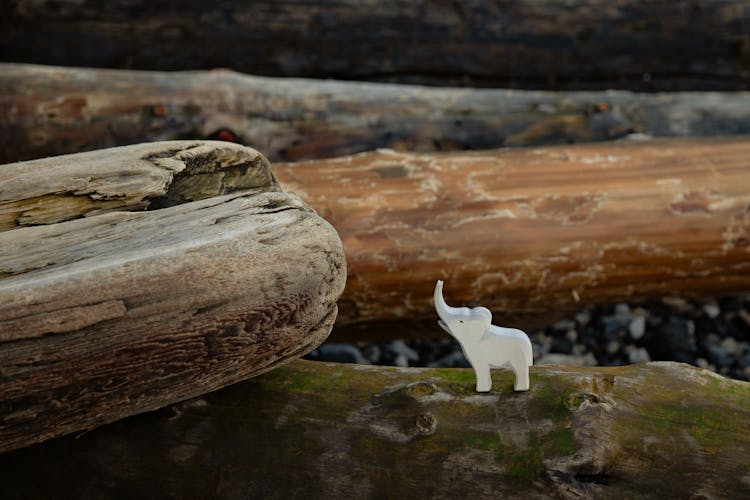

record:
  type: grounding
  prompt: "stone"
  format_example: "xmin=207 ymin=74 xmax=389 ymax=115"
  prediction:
xmin=703 ymin=303 xmax=721 ymax=319
xmin=536 ymin=353 xmax=597 ymax=366
xmin=628 ymin=316 xmax=646 ymax=340
xmin=628 ymin=347 xmax=651 ymax=364
xmin=315 ymin=344 xmax=369 ymax=365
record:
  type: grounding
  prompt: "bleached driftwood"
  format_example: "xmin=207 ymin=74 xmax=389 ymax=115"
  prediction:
xmin=3 ymin=63 xmax=750 ymax=163
xmin=1 ymin=359 xmax=748 ymax=499
xmin=272 ymin=137 xmax=750 ymax=338
xmin=0 ymin=142 xmax=346 ymax=453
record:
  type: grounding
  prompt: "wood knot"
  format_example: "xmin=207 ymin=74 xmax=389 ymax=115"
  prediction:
xmin=406 ymin=381 xmax=438 ymax=398
xmin=415 ymin=412 xmax=438 ymax=435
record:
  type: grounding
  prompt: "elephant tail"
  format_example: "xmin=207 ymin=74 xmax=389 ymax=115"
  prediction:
xmin=523 ymin=335 xmax=533 ymax=367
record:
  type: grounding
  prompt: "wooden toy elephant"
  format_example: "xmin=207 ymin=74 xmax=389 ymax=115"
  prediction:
xmin=434 ymin=280 xmax=532 ymax=392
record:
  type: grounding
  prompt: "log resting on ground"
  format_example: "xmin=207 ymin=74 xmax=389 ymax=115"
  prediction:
xmin=271 ymin=138 xmax=750 ymax=338
xmin=0 ymin=359 xmax=748 ymax=499
xmin=2 ymin=1 xmax=750 ymax=90
xmin=5 ymin=64 xmax=750 ymax=164
xmin=0 ymin=142 xmax=346 ymax=453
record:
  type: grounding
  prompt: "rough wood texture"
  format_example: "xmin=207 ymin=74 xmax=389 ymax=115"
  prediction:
xmin=0 ymin=143 xmax=346 ymax=453
xmin=5 ymin=64 xmax=750 ymax=164
xmin=0 ymin=140 xmax=278 ymax=231
xmin=272 ymin=138 xmax=750 ymax=338
xmin=1 ymin=359 xmax=748 ymax=498
xmin=2 ymin=1 xmax=750 ymax=90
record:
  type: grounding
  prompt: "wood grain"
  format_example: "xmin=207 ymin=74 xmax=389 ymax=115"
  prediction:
xmin=272 ymin=137 xmax=750 ymax=337
xmin=2 ymin=1 xmax=750 ymax=90
xmin=0 ymin=143 xmax=346 ymax=453
xmin=4 ymin=64 xmax=750 ymax=164
xmin=0 ymin=140 xmax=278 ymax=231
xmin=1 ymin=359 xmax=748 ymax=498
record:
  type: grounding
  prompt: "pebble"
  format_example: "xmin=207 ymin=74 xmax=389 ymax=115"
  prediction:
xmin=312 ymin=343 xmax=369 ymax=364
xmin=703 ymin=303 xmax=720 ymax=319
xmin=575 ymin=311 xmax=591 ymax=326
xmin=706 ymin=344 xmax=732 ymax=368
xmin=308 ymin=295 xmax=750 ymax=382
xmin=628 ymin=315 xmax=646 ymax=340
xmin=627 ymin=347 xmax=651 ymax=364
xmin=606 ymin=340 xmax=620 ymax=355
xmin=536 ymin=353 xmax=597 ymax=366
xmin=721 ymin=337 xmax=740 ymax=357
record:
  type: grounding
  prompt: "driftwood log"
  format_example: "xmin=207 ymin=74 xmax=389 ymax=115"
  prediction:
xmin=0 ymin=141 xmax=346 ymax=453
xmin=271 ymin=138 xmax=750 ymax=338
xmin=1 ymin=359 xmax=748 ymax=498
xmin=2 ymin=1 xmax=750 ymax=91
xmin=4 ymin=64 xmax=750 ymax=164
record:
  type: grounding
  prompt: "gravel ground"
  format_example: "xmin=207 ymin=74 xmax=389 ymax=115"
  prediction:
xmin=306 ymin=295 xmax=750 ymax=381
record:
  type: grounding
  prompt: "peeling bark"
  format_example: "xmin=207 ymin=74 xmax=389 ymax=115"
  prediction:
xmin=2 ymin=1 xmax=750 ymax=90
xmin=271 ymin=138 xmax=750 ymax=338
xmin=5 ymin=64 xmax=750 ymax=164
xmin=0 ymin=143 xmax=346 ymax=453
xmin=1 ymin=359 xmax=748 ymax=499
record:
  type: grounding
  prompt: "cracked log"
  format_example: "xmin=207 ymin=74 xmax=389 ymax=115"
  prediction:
xmin=271 ymin=137 xmax=750 ymax=338
xmin=0 ymin=142 xmax=347 ymax=453
xmin=3 ymin=1 xmax=750 ymax=91
xmin=0 ymin=359 xmax=748 ymax=498
xmin=5 ymin=64 xmax=750 ymax=164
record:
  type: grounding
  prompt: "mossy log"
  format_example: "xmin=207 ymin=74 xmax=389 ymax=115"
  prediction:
xmin=1 ymin=359 xmax=748 ymax=498
xmin=0 ymin=142 xmax=346 ymax=453
xmin=272 ymin=138 xmax=750 ymax=338
xmin=5 ymin=64 xmax=750 ymax=164
xmin=2 ymin=1 xmax=750 ymax=91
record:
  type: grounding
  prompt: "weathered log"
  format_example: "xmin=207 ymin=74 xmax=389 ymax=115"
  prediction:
xmin=0 ymin=142 xmax=346 ymax=453
xmin=271 ymin=138 xmax=750 ymax=338
xmin=0 ymin=140 xmax=279 ymax=231
xmin=2 ymin=1 xmax=750 ymax=91
xmin=1 ymin=359 xmax=748 ymax=498
xmin=5 ymin=64 xmax=750 ymax=164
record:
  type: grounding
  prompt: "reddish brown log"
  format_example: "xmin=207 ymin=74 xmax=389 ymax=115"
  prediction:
xmin=273 ymin=138 xmax=750 ymax=338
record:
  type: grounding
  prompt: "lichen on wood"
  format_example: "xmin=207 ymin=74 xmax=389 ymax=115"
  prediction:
xmin=1 ymin=360 xmax=748 ymax=498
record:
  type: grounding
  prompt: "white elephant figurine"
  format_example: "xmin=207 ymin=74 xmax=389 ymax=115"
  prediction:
xmin=434 ymin=280 xmax=533 ymax=392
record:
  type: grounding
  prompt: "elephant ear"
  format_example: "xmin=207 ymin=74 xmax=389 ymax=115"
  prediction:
xmin=473 ymin=307 xmax=492 ymax=323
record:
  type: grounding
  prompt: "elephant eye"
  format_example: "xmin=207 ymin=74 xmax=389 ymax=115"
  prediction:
xmin=459 ymin=320 xmax=464 ymax=323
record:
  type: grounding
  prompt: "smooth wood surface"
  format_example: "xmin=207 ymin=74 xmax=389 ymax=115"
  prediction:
xmin=5 ymin=64 xmax=750 ymax=164
xmin=2 ymin=1 xmax=750 ymax=90
xmin=272 ymin=138 xmax=750 ymax=338
xmin=0 ymin=143 xmax=346 ymax=453
xmin=1 ymin=359 xmax=748 ymax=498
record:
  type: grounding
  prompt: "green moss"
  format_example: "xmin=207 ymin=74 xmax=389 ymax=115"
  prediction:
xmin=527 ymin=372 xmax=578 ymax=422
xmin=545 ymin=427 xmax=576 ymax=456
xmin=464 ymin=433 xmax=502 ymax=451
xmin=504 ymin=433 xmax=544 ymax=489
xmin=429 ymin=368 xmax=476 ymax=384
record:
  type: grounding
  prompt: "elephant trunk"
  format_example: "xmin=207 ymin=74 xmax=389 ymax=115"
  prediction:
xmin=434 ymin=280 xmax=462 ymax=321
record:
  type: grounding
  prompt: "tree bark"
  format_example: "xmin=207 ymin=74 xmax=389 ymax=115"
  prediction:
xmin=5 ymin=64 xmax=750 ymax=164
xmin=271 ymin=138 xmax=750 ymax=338
xmin=2 ymin=1 xmax=750 ymax=91
xmin=0 ymin=142 xmax=346 ymax=453
xmin=0 ymin=359 xmax=748 ymax=499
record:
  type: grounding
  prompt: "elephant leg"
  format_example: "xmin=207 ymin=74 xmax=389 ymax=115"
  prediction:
xmin=473 ymin=362 xmax=492 ymax=392
xmin=510 ymin=360 xmax=530 ymax=391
